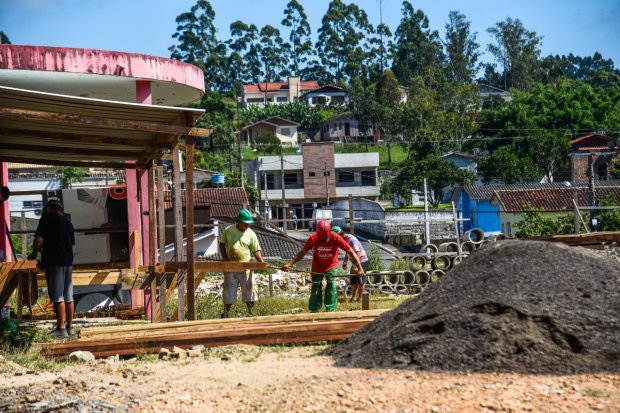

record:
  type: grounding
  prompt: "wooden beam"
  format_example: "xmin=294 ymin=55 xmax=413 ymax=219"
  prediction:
xmin=148 ymin=162 xmax=158 ymax=323
xmin=186 ymin=134 xmax=195 ymax=320
xmin=157 ymin=163 xmax=167 ymax=323
xmin=0 ymin=156 xmax=138 ymax=169
xmin=0 ymin=128 xmax=155 ymax=148
xmin=0 ymin=142 xmax=142 ymax=159
xmin=0 ymin=107 xmax=212 ymax=137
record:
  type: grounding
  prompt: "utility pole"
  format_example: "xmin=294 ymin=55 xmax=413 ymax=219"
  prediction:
xmin=237 ymin=96 xmax=244 ymax=184
xmin=588 ymin=153 xmax=597 ymax=230
xmin=280 ymin=145 xmax=287 ymax=234
xmin=423 ymin=178 xmax=430 ymax=244
xmin=324 ymin=162 xmax=330 ymax=205
xmin=256 ymin=159 xmax=262 ymax=215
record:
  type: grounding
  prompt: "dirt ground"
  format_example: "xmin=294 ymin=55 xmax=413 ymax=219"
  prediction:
xmin=1 ymin=345 xmax=619 ymax=413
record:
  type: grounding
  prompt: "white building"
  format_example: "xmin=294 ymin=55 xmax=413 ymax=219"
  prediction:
xmin=299 ymin=85 xmax=348 ymax=108
xmin=241 ymin=117 xmax=301 ymax=147
xmin=242 ymin=77 xmax=319 ymax=107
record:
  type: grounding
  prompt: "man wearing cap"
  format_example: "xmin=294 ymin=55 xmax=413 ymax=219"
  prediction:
xmin=28 ymin=200 xmax=75 ymax=338
xmin=332 ymin=226 xmax=368 ymax=302
xmin=219 ymin=209 xmax=265 ymax=318
xmin=281 ymin=220 xmax=365 ymax=312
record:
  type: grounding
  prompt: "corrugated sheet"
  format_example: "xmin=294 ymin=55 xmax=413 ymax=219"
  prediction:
xmin=163 ymin=188 xmax=249 ymax=218
xmin=463 ymin=180 xmax=620 ymax=200
xmin=494 ymin=186 xmax=620 ymax=212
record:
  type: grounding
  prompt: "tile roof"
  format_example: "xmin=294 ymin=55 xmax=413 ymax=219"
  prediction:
xmin=493 ymin=186 xmax=620 ymax=212
xmin=203 ymin=218 xmax=303 ymax=261
xmin=571 ymin=133 xmax=617 ymax=152
xmin=163 ymin=187 xmax=249 ymax=218
xmin=242 ymin=81 xmax=320 ymax=94
xmin=242 ymin=116 xmax=300 ymax=130
xmin=458 ymin=180 xmax=620 ymax=201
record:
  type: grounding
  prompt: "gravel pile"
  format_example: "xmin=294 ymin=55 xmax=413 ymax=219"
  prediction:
xmin=328 ymin=240 xmax=620 ymax=374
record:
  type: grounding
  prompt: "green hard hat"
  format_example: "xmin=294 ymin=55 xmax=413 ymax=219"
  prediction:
xmin=237 ymin=209 xmax=254 ymax=224
xmin=331 ymin=226 xmax=342 ymax=234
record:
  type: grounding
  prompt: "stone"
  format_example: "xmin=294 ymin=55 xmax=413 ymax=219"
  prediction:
xmin=68 ymin=351 xmax=96 ymax=362
xmin=158 ymin=348 xmax=171 ymax=360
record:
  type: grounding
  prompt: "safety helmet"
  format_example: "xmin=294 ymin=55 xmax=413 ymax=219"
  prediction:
xmin=331 ymin=226 xmax=342 ymax=234
xmin=236 ymin=209 xmax=254 ymax=224
xmin=317 ymin=220 xmax=332 ymax=237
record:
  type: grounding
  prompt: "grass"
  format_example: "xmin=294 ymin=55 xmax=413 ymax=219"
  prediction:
xmin=583 ymin=387 xmax=610 ymax=398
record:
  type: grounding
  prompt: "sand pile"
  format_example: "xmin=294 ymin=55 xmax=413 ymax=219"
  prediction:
xmin=328 ymin=240 xmax=620 ymax=374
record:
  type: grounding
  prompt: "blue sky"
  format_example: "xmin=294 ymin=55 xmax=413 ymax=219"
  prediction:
xmin=1 ymin=0 xmax=619 ymax=67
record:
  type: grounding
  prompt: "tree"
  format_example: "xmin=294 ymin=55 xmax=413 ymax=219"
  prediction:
xmin=487 ymin=17 xmax=543 ymax=90
xmin=226 ymin=21 xmax=261 ymax=85
xmin=444 ymin=11 xmax=480 ymax=83
xmin=476 ymin=144 xmax=540 ymax=184
xmin=259 ymin=25 xmax=288 ymax=82
xmin=392 ymin=153 xmax=475 ymax=207
xmin=541 ymin=52 xmax=618 ymax=83
xmin=0 ymin=31 xmax=11 ymax=44
xmin=514 ymin=207 xmax=573 ymax=237
xmin=316 ymin=0 xmax=374 ymax=83
xmin=598 ymin=195 xmax=620 ymax=231
xmin=57 ymin=167 xmax=85 ymax=189
xmin=391 ymin=1 xmax=443 ymax=84
xmin=169 ymin=0 xmax=227 ymax=90
xmin=281 ymin=0 xmax=313 ymax=76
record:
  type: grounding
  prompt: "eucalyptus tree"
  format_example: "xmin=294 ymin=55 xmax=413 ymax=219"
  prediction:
xmin=281 ymin=0 xmax=314 ymax=76
xmin=227 ymin=20 xmax=262 ymax=84
xmin=444 ymin=11 xmax=480 ymax=83
xmin=316 ymin=0 xmax=374 ymax=83
xmin=168 ymin=0 xmax=227 ymax=90
xmin=487 ymin=17 xmax=543 ymax=90
xmin=259 ymin=25 xmax=289 ymax=82
xmin=391 ymin=1 xmax=443 ymax=84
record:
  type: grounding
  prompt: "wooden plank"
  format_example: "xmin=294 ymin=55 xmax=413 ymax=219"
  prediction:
xmin=172 ymin=143 xmax=185 ymax=321
xmin=0 ymin=156 xmax=138 ymax=169
xmin=148 ymin=162 xmax=158 ymax=323
xmin=78 ymin=309 xmax=386 ymax=339
xmin=36 ymin=272 xmax=122 ymax=287
xmin=43 ymin=319 xmax=372 ymax=359
xmin=0 ymin=107 xmax=212 ymax=138
xmin=527 ymin=231 xmax=620 ymax=245
xmin=157 ymin=163 xmax=167 ymax=323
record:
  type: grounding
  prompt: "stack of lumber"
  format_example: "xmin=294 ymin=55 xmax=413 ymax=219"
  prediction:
xmin=30 ymin=304 xmax=145 ymax=320
xmin=41 ymin=309 xmax=386 ymax=360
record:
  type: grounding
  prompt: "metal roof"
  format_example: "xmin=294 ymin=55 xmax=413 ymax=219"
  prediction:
xmin=457 ymin=180 xmax=620 ymax=201
xmin=0 ymin=85 xmax=206 ymax=168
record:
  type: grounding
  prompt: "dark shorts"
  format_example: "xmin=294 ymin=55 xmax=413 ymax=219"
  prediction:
xmin=45 ymin=266 xmax=73 ymax=303
xmin=349 ymin=261 xmax=369 ymax=285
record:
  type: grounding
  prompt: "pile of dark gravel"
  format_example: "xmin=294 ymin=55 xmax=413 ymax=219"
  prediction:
xmin=328 ymin=240 xmax=620 ymax=374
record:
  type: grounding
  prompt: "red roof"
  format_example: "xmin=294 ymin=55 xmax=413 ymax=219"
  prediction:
xmin=243 ymin=81 xmax=319 ymax=94
xmin=571 ymin=133 xmax=617 ymax=152
xmin=163 ymin=187 xmax=249 ymax=218
xmin=493 ymin=187 xmax=620 ymax=212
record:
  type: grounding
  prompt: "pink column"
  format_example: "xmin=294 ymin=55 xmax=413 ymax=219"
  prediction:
xmin=0 ymin=162 xmax=10 ymax=262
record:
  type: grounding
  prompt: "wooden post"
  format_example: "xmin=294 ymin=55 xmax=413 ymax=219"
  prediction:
xmin=21 ymin=212 xmax=27 ymax=259
xmin=186 ymin=135 xmax=195 ymax=321
xmin=17 ymin=271 xmax=22 ymax=323
xmin=148 ymin=162 xmax=158 ymax=323
xmin=361 ymin=291 xmax=369 ymax=311
xmin=348 ymin=194 xmax=354 ymax=234
xmin=451 ymin=201 xmax=463 ymax=261
xmin=573 ymin=192 xmax=580 ymax=234
xmin=157 ymin=163 xmax=167 ymax=322
xmin=172 ymin=143 xmax=185 ymax=321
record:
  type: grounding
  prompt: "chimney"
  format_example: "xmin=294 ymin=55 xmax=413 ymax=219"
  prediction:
xmin=288 ymin=76 xmax=301 ymax=102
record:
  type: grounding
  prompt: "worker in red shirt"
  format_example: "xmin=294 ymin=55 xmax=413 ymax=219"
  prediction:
xmin=281 ymin=220 xmax=365 ymax=312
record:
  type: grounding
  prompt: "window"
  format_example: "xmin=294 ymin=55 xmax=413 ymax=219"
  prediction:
xmin=598 ymin=163 xmax=608 ymax=180
xmin=337 ymin=171 xmax=355 ymax=186
xmin=247 ymin=98 xmax=264 ymax=103
xmin=280 ymin=127 xmax=291 ymax=136
xmin=331 ymin=95 xmax=345 ymax=104
xmin=276 ymin=96 xmax=288 ymax=103
xmin=23 ymin=201 xmax=43 ymax=208
xmin=265 ymin=174 xmax=275 ymax=190
xmin=361 ymin=170 xmax=376 ymax=186
xmin=284 ymin=173 xmax=301 ymax=189
xmin=312 ymin=96 xmax=327 ymax=105
xmin=309 ymin=172 xmax=316 ymax=177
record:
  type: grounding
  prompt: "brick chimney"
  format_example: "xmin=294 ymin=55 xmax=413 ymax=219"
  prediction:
xmin=288 ymin=76 xmax=301 ymax=102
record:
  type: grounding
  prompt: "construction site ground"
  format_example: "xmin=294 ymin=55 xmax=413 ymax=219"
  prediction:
xmin=1 ymin=344 xmax=618 ymax=412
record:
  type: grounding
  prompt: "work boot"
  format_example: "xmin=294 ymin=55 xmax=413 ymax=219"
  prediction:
xmin=66 ymin=326 xmax=76 ymax=336
xmin=220 ymin=311 xmax=229 ymax=319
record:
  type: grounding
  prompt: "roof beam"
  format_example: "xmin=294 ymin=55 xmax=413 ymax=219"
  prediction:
xmin=0 ymin=127 xmax=165 ymax=148
xmin=0 ymin=142 xmax=142 ymax=159
xmin=0 ymin=107 xmax=212 ymax=138
xmin=0 ymin=156 xmax=139 ymax=169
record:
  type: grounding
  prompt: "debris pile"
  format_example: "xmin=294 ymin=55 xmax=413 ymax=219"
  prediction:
xmin=328 ymin=240 xmax=620 ymax=374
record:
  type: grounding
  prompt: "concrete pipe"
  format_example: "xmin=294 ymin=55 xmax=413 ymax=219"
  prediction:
xmin=401 ymin=270 xmax=415 ymax=286
xmin=488 ymin=233 xmax=507 ymax=242
xmin=409 ymin=284 xmax=423 ymax=295
xmin=451 ymin=256 xmax=462 ymax=267
xmin=408 ymin=256 xmax=426 ymax=271
xmin=415 ymin=270 xmax=431 ymax=285
xmin=461 ymin=241 xmax=476 ymax=254
xmin=366 ymin=271 xmax=384 ymax=287
xmin=431 ymin=256 xmax=451 ymax=270
xmin=379 ymin=284 xmax=395 ymax=294
xmin=430 ymin=269 xmax=445 ymax=283
xmin=463 ymin=228 xmax=484 ymax=244
xmin=438 ymin=242 xmax=459 ymax=253
xmin=421 ymin=243 xmax=439 ymax=253
xmin=395 ymin=284 xmax=408 ymax=294
xmin=384 ymin=272 xmax=400 ymax=286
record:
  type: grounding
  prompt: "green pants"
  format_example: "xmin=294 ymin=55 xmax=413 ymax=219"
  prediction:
xmin=309 ymin=268 xmax=338 ymax=313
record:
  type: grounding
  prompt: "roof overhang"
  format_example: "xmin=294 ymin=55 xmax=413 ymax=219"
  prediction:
xmin=0 ymin=85 xmax=208 ymax=168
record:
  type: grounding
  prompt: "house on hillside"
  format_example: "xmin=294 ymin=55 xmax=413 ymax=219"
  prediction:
xmin=491 ymin=184 xmax=620 ymax=236
xmin=319 ymin=112 xmax=375 ymax=142
xmin=569 ymin=133 xmax=619 ymax=181
xmin=242 ymin=77 xmax=319 ymax=107
xmin=241 ymin=116 xmax=301 ymax=147
xmin=479 ymin=84 xmax=513 ymax=104
xmin=299 ymin=84 xmax=348 ymax=107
